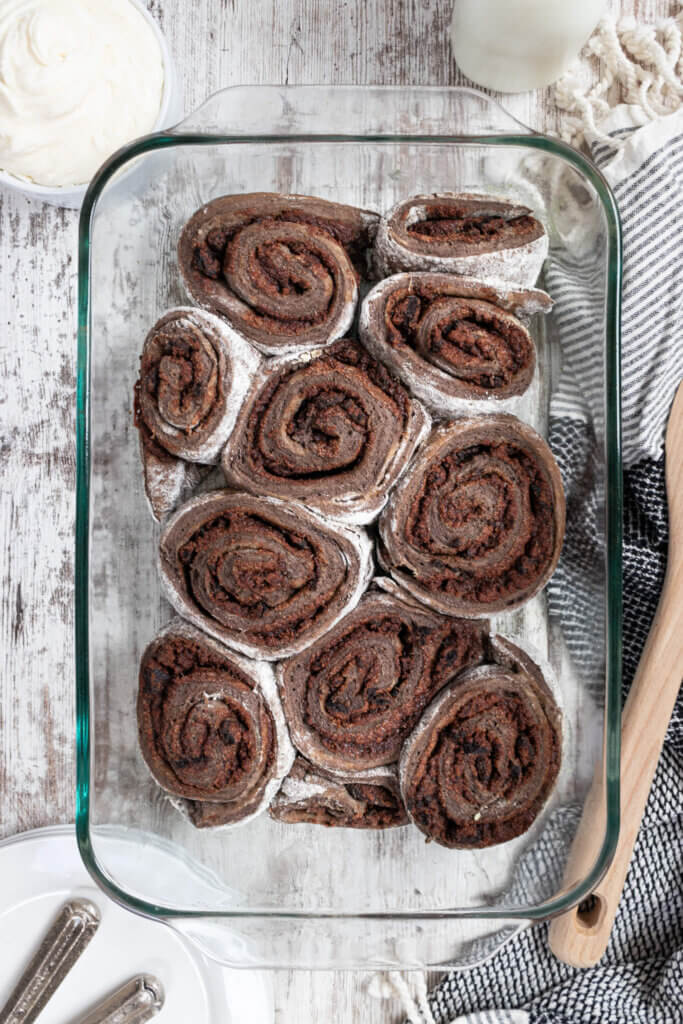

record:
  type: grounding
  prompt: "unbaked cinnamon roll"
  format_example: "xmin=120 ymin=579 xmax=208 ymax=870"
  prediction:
xmin=158 ymin=490 xmax=373 ymax=660
xmin=178 ymin=193 xmax=379 ymax=355
xmin=360 ymin=273 xmax=552 ymax=415
xmin=374 ymin=194 xmax=547 ymax=286
xmin=136 ymin=438 xmax=213 ymax=524
xmin=378 ymin=417 xmax=565 ymax=616
xmin=400 ymin=636 xmax=561 ymax=848
xmin=269 ymin=757 xmax=408 ymax=829
xmin=277 ymin=590 xmax=488 ymax=773
xmin=137 ymin=618 xmax=294 ymax=829
xmin=134 ymin=307 xmax=260 ymax=520
xmin=223 ymin=339 xmax=430 ymax=524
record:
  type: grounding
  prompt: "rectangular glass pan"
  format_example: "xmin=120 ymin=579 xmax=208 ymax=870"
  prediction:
xmin=76 ymin=86 xmax=622 ymax=969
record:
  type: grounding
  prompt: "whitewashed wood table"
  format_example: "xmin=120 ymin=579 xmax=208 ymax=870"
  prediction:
xmin=0 ymin=0 xmax=669 ymax=1019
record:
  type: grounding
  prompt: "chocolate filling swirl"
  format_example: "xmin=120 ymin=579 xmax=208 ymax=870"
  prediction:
xmin=400 ymin=198 xmax=542 ymax=253
xmin=178 ymin=193 xmax=379 ymax=354
xmin=134 ymin=308 xmax=259 ymax=464
xmin=136 ymin=317 xmax=218 ymax=454
xmin=400 ymin=636 xmax=561 ymax=848
xmin=413 ymin=296 xmax=531 ymax=387
xmin=137 ymin=620 xmax=293 ymax=828
xmin=375 ymin=193 xmax=547 ymax=286
xmin=278 ymin=591 xmax=488 ymax=773
xmin=269 ymin=757 xmax=408 ymax=829
xmin=133 ymin=309 xmax=259 ymax=520
xmin=224 ymin=340 xmax=429 ymax=523
xmin=159 ymin=490 xmax=372 ymax=660
xmin=378 ymin=417 xmax=565 ymax=616
xmin=360 ymin=273 xmax=550 ymax=413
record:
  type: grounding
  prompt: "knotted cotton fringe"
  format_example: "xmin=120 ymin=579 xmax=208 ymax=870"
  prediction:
xmin=368 ymin=970 xmax=437 ymax=1024
xmin=555 ymin=8 xmax=683 ymax=146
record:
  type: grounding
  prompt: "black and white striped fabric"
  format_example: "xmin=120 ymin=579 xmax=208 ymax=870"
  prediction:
xmin=425 ymin=106 xmax=683 ymax=1024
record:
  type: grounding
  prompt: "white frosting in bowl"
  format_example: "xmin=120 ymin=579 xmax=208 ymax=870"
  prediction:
xmin=0 ymin=0 xmax=165 ymax=187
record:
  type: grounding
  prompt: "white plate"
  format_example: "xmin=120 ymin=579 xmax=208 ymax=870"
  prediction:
xmin=0 ymin=826 xmax=273 ymax=1023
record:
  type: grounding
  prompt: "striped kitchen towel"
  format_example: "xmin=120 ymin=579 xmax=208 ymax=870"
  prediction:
xmin=401 ymin=104 xmax=683 ymax=1024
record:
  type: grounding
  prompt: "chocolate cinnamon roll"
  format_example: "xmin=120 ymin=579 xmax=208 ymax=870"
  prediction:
xmin=159 ymin=490 xmax=373 ymax=660
xmin=137 ymin=618 xmax=294 ymax=829
xmin=277 ymin=590 xmax=488 ymax=773
xmin=374 ymin=194 xmax=548 ymax=286
xmin=378 ymin=417 xmax=565 ymax=616
xmin=360 ymin=273 xmax=552 ymax=415
xmin=134 ymin=308 xmax=260 ymax=519
xmin=400 ymin=636 xmax=561 ymax=848
xmin=269 ymin=757 xmax=408 ymax=829
xmin=178 ymin=193 xmax=379 ymax=355
xmin=224 ymin=339 xmax=430 ymax=524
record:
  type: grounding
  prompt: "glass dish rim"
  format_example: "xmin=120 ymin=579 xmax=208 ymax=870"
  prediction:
xmin=75 ymin=84 xmax=623 ymax=926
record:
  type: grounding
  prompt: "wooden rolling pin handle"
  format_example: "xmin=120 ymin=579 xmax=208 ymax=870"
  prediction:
xmin=549 ymin=384 xmax=683 ymax=968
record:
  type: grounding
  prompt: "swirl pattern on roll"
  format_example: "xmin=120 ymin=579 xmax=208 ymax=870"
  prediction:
xmin=178 ymin=193 xmax=379 ymax=355
xmin=374 ymin=193 xmax=548 ymax=286
xmin=224 ymin=339 xmax=430 ymax=524
xmin=278 ymin=591 xmax=488 ymax=773
xmin=137 ymin=618 xmax=294 ymax=829
xmin=378 ymin=417 xmax=565 ymax=616
xmin=269 ymin=757 xmax=408 ymax=829
xmin=135 ymin=308 xmax=260 ymax=463
xmin=159 ymin=490 xmax=373 ymax=660
xmin=400 ymin=636 xmax=561 ymax=848
xmin=361 ymin=273 xmax=552 ymax=415
xmin=134 ymin=308 xmax=260 ymax=519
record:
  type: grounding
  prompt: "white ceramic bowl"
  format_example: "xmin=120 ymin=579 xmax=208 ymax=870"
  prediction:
xmin=0 ymin=0 xmax=182 ymax=209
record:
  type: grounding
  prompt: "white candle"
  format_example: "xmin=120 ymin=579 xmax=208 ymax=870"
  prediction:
xmin=450 ymin=0 xmax=607 ymax=93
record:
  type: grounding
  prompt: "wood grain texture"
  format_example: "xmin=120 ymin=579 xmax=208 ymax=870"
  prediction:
xmin=0 ymin=0 xmax=673 ymax=1020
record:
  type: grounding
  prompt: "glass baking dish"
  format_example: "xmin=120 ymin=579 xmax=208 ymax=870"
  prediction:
xmin=76 ymin=86 xmax=622 ymax=969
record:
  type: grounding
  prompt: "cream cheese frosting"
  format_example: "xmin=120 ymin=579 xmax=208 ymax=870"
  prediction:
xmin=0 ymin=0 xmax=164 ymax=187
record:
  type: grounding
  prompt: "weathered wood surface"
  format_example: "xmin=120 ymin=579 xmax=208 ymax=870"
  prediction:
xmin=0 ymin=0 xmax=671 ymax=1020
